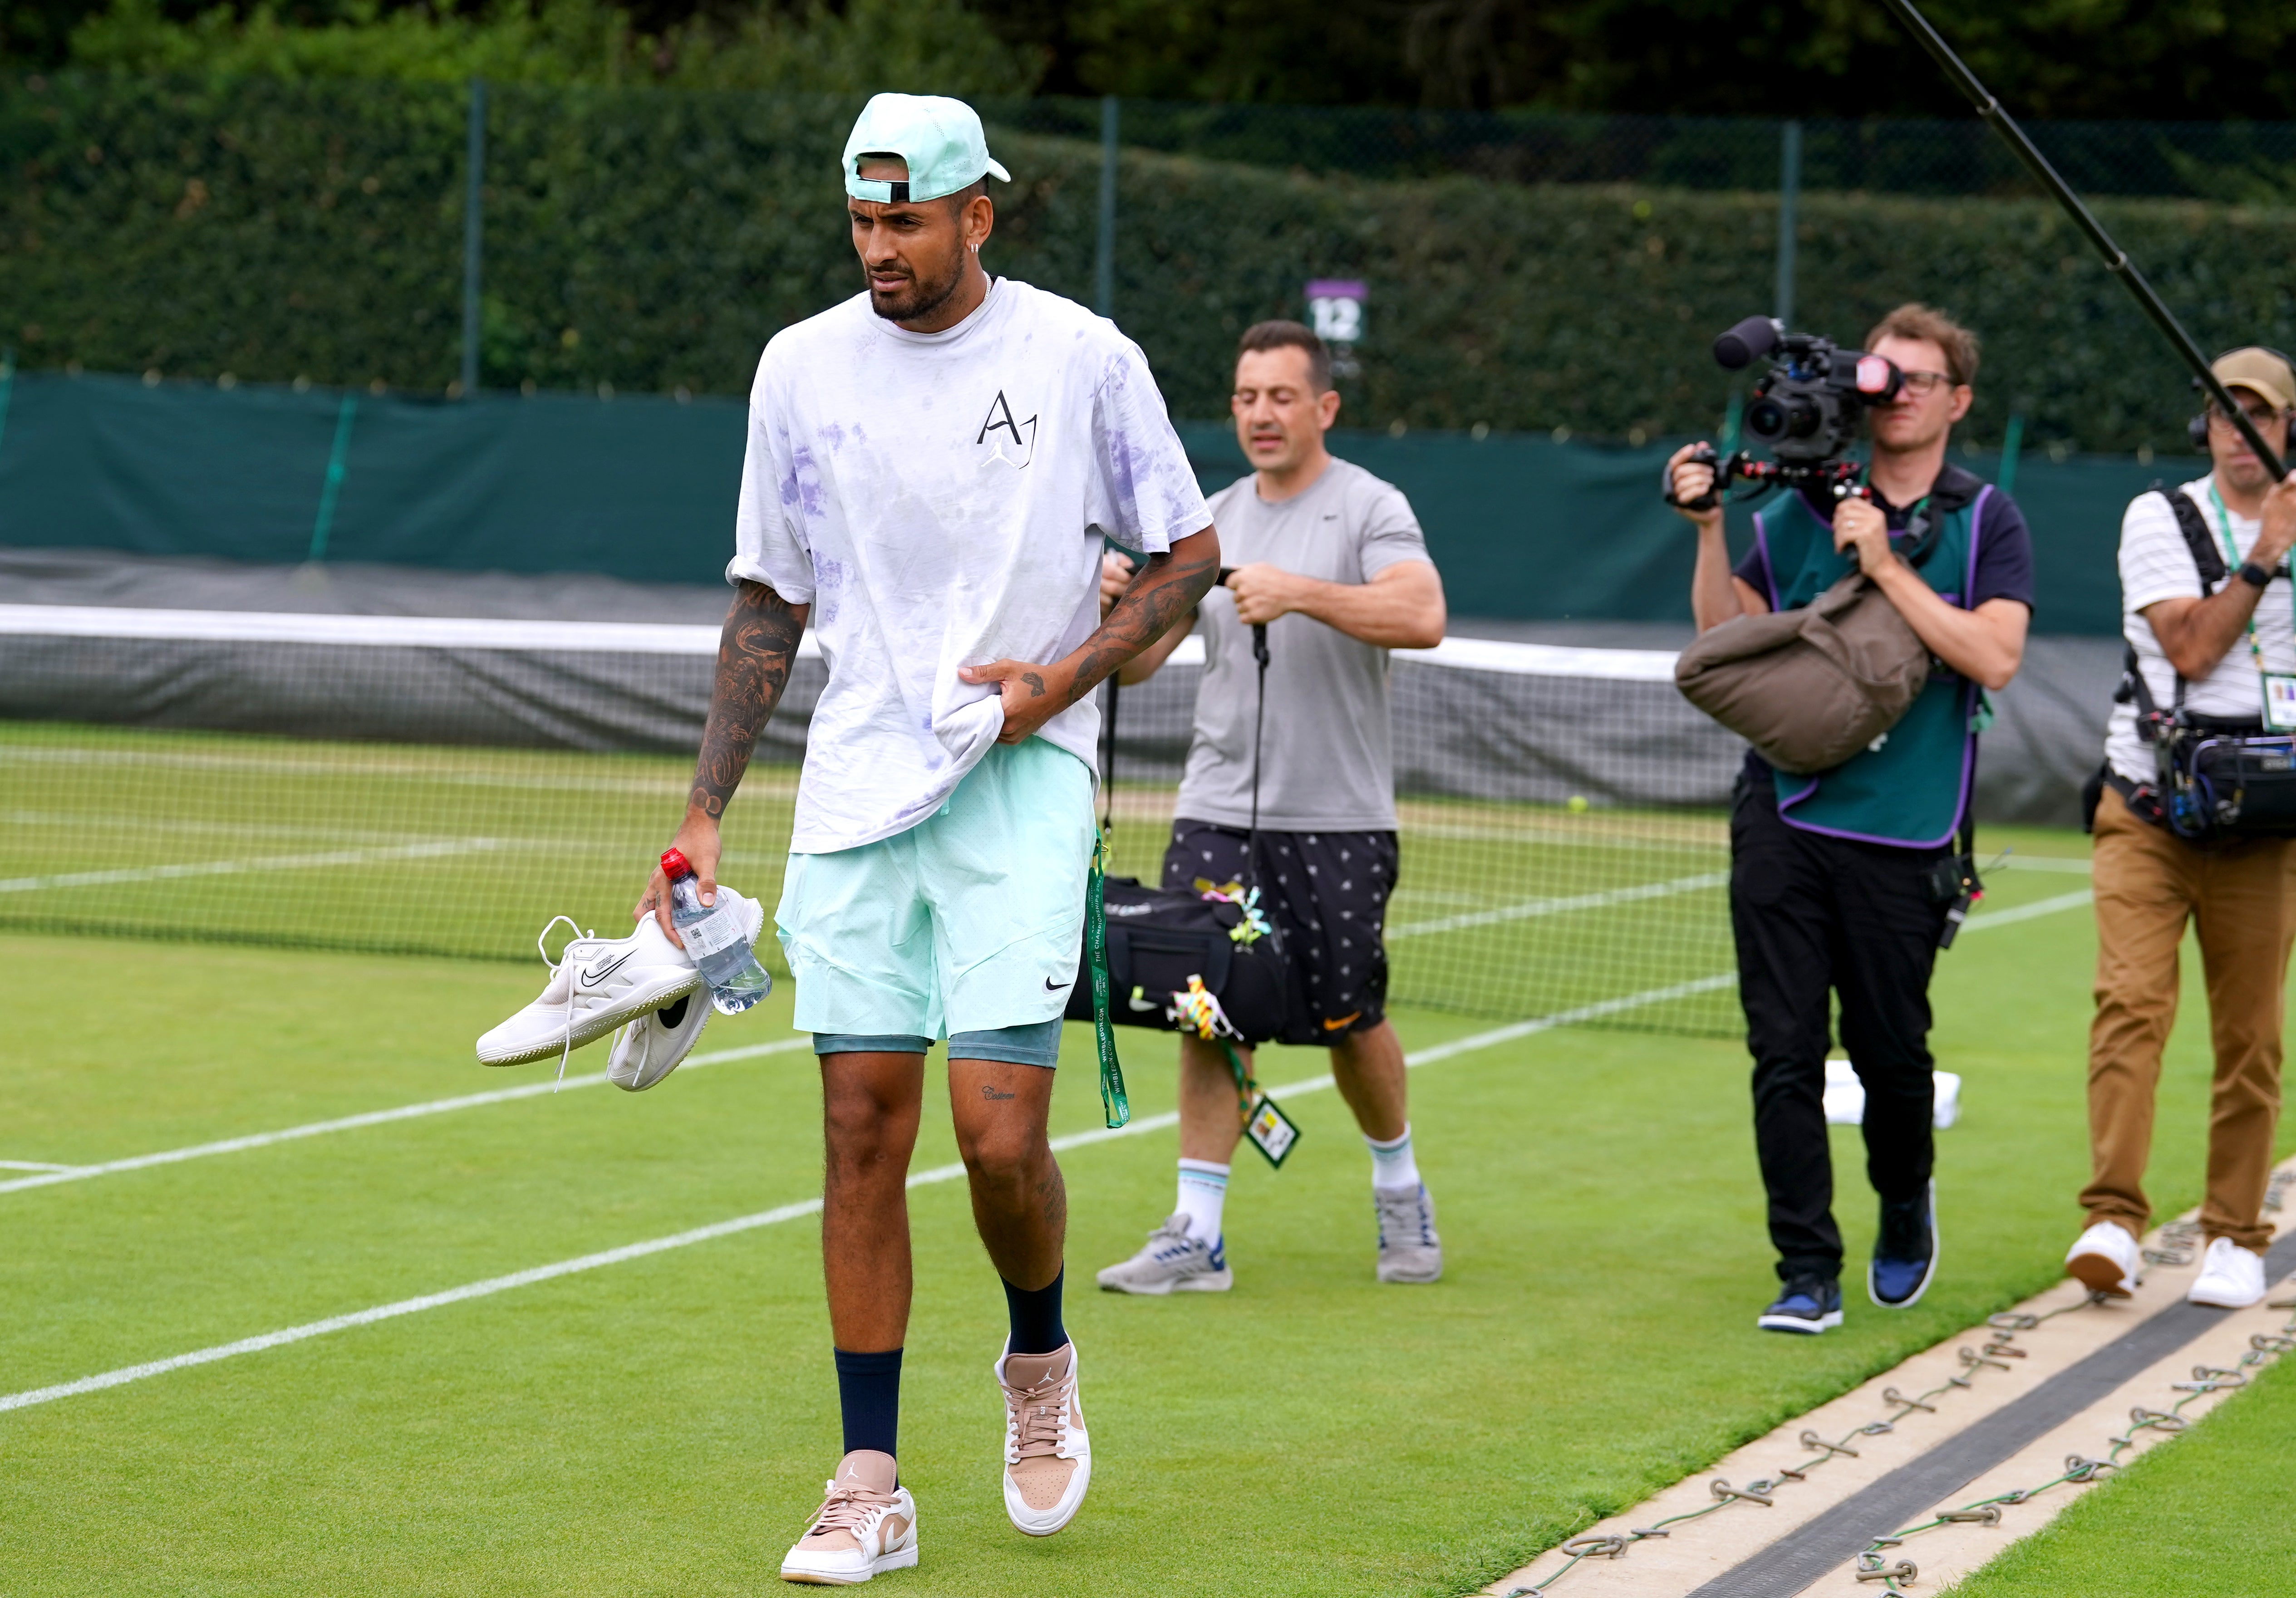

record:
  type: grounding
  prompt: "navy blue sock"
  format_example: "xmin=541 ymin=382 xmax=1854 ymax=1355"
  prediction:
xmin=831 ymin=1347 xmax=903 ymax=1459
xmin=1002 ymin=1267 xmax=1068 ymax=1355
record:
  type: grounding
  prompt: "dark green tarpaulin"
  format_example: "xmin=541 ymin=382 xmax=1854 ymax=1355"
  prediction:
xmin=0 ymin=371 xmax=2162 ymax=633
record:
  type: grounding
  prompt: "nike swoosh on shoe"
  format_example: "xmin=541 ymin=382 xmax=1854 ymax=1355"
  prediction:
xmin=580 ymin=950 xmax=635 ymax=985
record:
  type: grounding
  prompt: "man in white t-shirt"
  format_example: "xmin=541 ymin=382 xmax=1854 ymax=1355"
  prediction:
xmin=1088 ymin=321 xmax=1450 ymax=1296
xmin=633 ymin=94 xmax=1217 ymax=1582
xmin=2070 ymin=346 xmax=2296 ymax=1313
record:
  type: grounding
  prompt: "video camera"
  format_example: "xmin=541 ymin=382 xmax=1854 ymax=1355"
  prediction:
xmin=1666 ymin=316 xmax=1905 ymax=512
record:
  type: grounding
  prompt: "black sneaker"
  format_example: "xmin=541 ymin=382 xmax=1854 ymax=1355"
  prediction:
xmin=1869 ymin=1181 xmax=1938 ymax=1309
xmin=1758 ymin=1274 xmax=1844 ymax=1334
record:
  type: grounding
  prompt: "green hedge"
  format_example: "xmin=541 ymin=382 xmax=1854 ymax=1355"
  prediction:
xmin=6 ymin=74 xmax=2296 ymax=451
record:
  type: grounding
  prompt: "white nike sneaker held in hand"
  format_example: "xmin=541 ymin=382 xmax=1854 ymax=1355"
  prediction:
xmin=476 ymin=914 xmax=702 ymax=1069
xmin=606 ymin=990 xmax=709 ymax=1091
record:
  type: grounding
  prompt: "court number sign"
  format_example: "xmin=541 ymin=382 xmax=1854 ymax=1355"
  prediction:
xmin=1306 ymin=279 xmax=1366 ymax=346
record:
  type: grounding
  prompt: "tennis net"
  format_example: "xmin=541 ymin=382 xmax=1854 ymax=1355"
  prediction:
xmin=0 ymin=601 xmax=1742 ymax=1035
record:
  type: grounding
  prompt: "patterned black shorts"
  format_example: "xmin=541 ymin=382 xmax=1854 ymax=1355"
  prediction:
xmin=1161 ymin=819 xmax=1399 ymax=1038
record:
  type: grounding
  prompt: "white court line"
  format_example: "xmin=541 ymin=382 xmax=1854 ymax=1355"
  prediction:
xmin=0 ymin=1160 xmax=81 ymax=1172
xmin=0 ymin=839 xmax=508 ymax=895
xmin=1962 ymin=888 xmax=2094 ymax=929
xmin=0 ymin=1039 xmax=813 ymax=1197
xmin=1390 ymin=871 xmax=1728 ymax=938
xmin=0 ymin=982 xmax=1716 ymax=1416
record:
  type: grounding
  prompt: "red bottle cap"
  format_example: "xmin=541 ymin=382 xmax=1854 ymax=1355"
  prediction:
xmin=660 ymin=848 xmax=693 ymax=879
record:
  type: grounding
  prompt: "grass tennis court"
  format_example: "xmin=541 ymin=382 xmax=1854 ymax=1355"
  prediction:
xmin=6 ymin=819 xmax=2283 ymax=1596
xmin=0 ymin=721 xmax=1737 ymax=1032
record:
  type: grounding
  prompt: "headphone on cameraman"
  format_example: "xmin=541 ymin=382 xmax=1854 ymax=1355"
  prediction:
xmin=2187 ymin=346 xmax=2296 ymax=451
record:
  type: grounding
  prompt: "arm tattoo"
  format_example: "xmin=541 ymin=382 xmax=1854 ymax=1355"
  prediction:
xmin=688 ymin=582 xmax=805 ymax=817
xmin=1064 ymin=547 xmax=1218 ymax=705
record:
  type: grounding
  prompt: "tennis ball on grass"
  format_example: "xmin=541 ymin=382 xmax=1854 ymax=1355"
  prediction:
xmin=1567 ymin=795 xmax=1589 ymax=813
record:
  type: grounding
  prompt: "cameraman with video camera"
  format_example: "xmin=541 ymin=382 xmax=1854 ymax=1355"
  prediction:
xmin=2067 ymin=348 xmax=2296 ymax=1311
xmin=1666 ymin=304 xmax=2034 ymax=1334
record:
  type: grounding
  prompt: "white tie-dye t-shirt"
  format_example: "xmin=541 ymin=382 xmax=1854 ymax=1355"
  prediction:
xmin=730 ymin=278 xmax=1210 ymax=853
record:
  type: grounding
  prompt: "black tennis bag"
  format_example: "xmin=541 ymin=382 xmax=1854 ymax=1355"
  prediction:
xmin=1064 ymin=874 xmax=1303 ymax=1043
xmin=1062 ymin=609 xmax=1311 ymax=1047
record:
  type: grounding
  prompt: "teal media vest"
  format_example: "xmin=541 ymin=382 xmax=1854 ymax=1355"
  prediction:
xmin=1748 ymin=486 xmax=1991 ymax=848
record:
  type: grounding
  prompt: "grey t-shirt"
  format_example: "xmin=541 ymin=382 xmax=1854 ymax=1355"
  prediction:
xmin=1174 ymin=456 xmax=1433 ymax=831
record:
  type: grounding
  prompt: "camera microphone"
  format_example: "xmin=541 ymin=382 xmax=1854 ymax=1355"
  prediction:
xmin=1713 ymin=316 xmax=1783 ymax=371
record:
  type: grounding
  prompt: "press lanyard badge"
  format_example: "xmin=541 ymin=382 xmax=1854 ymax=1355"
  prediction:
xmin=2207 ymin=482 xmax=2296 ymax=727
xmin=2267 ymin=674 xmax=2296 ymax=731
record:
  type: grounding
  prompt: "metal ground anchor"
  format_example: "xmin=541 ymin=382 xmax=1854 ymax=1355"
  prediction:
xmin=1854 ymin=1556 xmax=1918 ymax=1583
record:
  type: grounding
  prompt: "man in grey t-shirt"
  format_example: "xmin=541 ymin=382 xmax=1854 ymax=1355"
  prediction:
xmin=1093 ymin=320 xmax=1449 ymax=1294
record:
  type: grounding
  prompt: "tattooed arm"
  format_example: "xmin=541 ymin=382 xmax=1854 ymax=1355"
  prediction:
xmin=636 ymin=579 xmax=809 ymax=939
xmin=959 ymin=525 xmax=1219 ymax=745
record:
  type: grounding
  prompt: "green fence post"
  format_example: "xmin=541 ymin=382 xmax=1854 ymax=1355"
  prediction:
xmin=1997 ymin=412 xmax=2026 ymax=496
xmin=461 ymin=78 xmax=487 ymax=397
xmin=1775 ymin=119 xmax=1801 ymax=328
xmin=309 ymin=393 xmax=359 ymax=564
xmin=1095 ymin=95 xmax=1119 ymax=319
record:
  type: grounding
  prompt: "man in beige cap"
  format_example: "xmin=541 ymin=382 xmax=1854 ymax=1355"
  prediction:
xmin=2070 ymin=346 xmax=2296 ymax=1309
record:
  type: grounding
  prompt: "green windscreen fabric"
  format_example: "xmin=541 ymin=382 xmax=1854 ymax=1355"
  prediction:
xmin=0 ymin=370 xmax=2158 ymax=631
xmin=0 ymin=372 xmax=745 ymax=583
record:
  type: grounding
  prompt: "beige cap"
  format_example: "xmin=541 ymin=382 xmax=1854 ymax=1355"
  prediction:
xmin=2212 ymin=347 xmax=2295 ymax=412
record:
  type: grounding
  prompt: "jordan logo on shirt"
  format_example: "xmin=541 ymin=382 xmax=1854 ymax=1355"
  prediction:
xmin=977 ymin=390 xmax=1038 ymax=470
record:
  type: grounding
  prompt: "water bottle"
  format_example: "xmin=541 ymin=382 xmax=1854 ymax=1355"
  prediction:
xmin=660 ymin=848 xmax=772 ymax=1015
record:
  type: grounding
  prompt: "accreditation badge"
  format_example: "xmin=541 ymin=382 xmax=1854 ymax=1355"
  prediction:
xmin=1243 ymin=1093 xmax=1300 ymax=1168
xmin=2266 ymin=673 xmax=2296 ymax=732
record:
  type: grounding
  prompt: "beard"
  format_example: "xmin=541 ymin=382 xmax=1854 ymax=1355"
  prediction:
xmin=866 ymin=248 xmax=967 ymax=323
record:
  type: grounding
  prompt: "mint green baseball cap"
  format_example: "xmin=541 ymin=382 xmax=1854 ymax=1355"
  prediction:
xmin=843 ymin=93 xmax=1010 ymax=205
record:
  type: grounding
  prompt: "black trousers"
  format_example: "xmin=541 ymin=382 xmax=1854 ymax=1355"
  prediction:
xmin=1730 ymin=773 xmax=1950 ymax=1283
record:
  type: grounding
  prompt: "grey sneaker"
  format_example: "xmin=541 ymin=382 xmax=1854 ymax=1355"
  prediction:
xmin=1374 ymin=1183 xmax=1443 ymax=1283
xmin=1094 ymin=1214 xmax=1232 ymax=1294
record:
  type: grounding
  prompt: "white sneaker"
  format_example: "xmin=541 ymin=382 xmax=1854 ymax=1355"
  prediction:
xmin=1095 ymin=1214 xmax=1232 ymax=1294
xmin=606 ymin=990 xmax=710 ymax=1091
xmin=2065 ymin=1219 xmax=2141 ymax=1299
xmin=2188 ymin=1236 xmax=2268 ymax=1309
xmin=996 ymin=1341 xmax=1091 ymax=1537
xmin=476 ymin=915 xmax=701 ymax=1069
xmin=779 ymin=1450 xmax=917 ymax=1585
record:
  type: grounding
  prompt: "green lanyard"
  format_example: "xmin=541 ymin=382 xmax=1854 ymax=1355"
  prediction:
xmin=2205 ymin=481 xmax=2292 ymax=675
xmin=1084 ymin=828 xmax=1128 ymax=1129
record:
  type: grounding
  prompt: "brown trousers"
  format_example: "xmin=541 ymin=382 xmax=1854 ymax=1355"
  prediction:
xmin=2085 ymin=785 xmax=2294 ymax=1250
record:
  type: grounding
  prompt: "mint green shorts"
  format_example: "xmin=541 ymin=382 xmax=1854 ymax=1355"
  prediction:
xmin=776 ymin=739 xmax=1095 ymax=1049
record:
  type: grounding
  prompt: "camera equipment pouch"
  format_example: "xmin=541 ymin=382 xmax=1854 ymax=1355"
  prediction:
xmin=2116 ymin=485 xmax=2296 ymax=842
xmin=1674 ymin=566 xmax=1932 ymax=774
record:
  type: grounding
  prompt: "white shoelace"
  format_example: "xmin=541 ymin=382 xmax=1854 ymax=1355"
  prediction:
xmin=534 ymin=915 xmax=594 ymax=1090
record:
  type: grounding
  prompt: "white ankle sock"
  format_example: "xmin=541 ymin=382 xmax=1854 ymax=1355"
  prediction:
xmin=1175 ymin=1158 xmax=1229 ymax=1242
xmin=1366 ymin=1124 xmax=1420 ymax=1190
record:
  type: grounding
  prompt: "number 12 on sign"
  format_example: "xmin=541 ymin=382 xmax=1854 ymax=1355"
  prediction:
xmin=1306 ymin=279 xmax=1366 ymax=346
